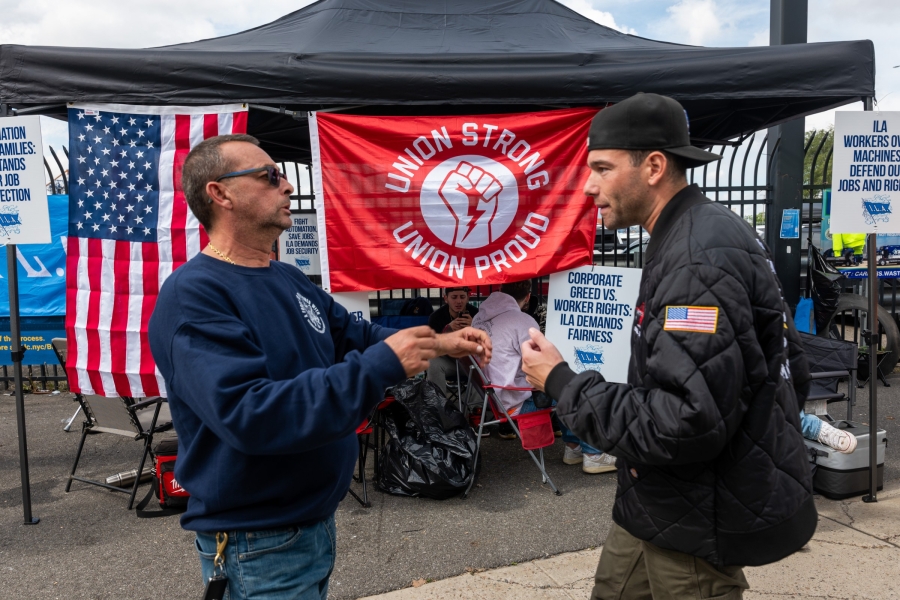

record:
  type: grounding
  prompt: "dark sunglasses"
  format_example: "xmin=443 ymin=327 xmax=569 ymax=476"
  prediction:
xmin=215 ymin=165 xmax=288 ymax=187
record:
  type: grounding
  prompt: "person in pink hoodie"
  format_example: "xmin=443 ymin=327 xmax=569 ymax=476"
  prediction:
xmin=472 ymin=279 xmax=616 ymax=474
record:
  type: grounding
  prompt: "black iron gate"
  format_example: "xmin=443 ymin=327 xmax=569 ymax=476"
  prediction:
xmin=43 ymin=131 xmax=895 ymax=337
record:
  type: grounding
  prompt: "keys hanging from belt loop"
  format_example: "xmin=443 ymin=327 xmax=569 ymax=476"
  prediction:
xmin=214 ymin=532 xmax=228 ymax=573
xmin=201 ymin=532 xmax=229 ymax=600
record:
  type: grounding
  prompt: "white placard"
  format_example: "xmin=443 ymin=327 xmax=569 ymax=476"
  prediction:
xmin=278 ymin=212 xmax=322 ymax=275
xmin=330 ymin=291 xmax=370 ymax=323
xmin=545 ymin=266 xmax=641 ymax=383
xmin=831 ymin=111 xmax=900 ymax=234
xmin=0 ymin=116 xmax=51 ymax=244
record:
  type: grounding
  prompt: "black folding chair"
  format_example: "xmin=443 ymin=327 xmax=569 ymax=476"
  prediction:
xmin=65 ymin=394 xmax=173 ymax=509
xmin=799 ymin=332 xmax=857 ymax=421
xmin=51 ymin=338 xmax=83 ymax=432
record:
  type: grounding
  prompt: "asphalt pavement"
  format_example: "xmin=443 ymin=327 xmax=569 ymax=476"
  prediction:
xmin=1 ymin=373 xmax=897 ymax=599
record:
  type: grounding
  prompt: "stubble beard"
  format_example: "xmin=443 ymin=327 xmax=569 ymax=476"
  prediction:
xmin=602 ymin=174 xmax=649 ymax=231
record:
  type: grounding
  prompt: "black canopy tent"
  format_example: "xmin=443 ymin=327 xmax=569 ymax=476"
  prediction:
xmin=0 ymin=0 xmax=876 ymax=163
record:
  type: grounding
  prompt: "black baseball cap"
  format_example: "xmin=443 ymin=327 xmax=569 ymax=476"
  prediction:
xmin=587 ymin=93 xmax=721 ymax=168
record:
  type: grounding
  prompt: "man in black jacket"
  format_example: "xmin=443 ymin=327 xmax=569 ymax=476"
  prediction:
xmin=521 ymin=93 xmax=816 ymax=599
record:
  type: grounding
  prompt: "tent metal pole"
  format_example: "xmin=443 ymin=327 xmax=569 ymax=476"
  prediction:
xmin=247 ymin=104 xmax=305 ymax=119
xmin=9 ymin=104 xmax=66 ymax=116
xmin=0 ymin=101 xmax=39 ymax=524
xmin=247 ymin=103 xmax=369 ymax=117
xmin=765 ymin=0 xmax=808 ymax=308
xmin=863 ymin=95 xmax=879 ymax=503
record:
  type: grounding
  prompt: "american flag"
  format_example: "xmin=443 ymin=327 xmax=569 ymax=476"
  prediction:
xmin=663 ymin=305 xmax=719 ymax=334
xmin=66 ymin=104 xmax=248 ymax=398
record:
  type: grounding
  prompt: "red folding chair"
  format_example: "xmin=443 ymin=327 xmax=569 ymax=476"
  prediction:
xmin=347 ymin=396 xmax=396 ymax=508
xmin=462 ymin=356 xmax=561 ymax=497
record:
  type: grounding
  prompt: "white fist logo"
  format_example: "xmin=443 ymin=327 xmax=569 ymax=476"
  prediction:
xmin=420 ymin=155 xmax=518 ymax=249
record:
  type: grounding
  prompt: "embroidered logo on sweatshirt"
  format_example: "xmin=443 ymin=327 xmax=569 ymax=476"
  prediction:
xmin=297 ymin=293 xmax=326 ymax=334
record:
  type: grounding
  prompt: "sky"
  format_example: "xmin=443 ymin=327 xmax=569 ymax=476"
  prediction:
xmin=0 ymin=0 xmax=896 ymax=167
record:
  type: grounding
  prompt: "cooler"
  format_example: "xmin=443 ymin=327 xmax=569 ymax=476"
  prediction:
xmin=803 ymin=420 xmax=887 ymax=500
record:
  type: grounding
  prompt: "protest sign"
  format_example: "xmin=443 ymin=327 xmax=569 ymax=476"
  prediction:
xmin=545 ymin=266 xmax=640 ymax=384
xmin=0 ymin=116 xmax=51 ymax=244
xmin=831 ymin=111 xmax=900 ymax=233
xmin=330 ymin=291 xmax=370 ymax=323
xmin=278 ymin=211 xmax=322 ymax=275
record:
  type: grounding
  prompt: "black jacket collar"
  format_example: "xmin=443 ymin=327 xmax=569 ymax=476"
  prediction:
xmin=644 ymin=184 xmax=709 ymax=264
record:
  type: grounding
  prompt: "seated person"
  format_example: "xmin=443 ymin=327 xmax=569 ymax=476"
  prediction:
xmin=800 ymin=411 xmax=857 ymax=453
xmin=427 ymin=287 xmax=479 ymax=398
xmin=472 ymin=279 xmax=616 ymax=474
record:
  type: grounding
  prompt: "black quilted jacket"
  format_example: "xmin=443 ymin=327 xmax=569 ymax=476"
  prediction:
xmin=547 ymin=184 xmax=817 ymax=567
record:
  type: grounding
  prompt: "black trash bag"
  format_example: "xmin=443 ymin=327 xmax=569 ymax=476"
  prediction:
xmin=808 ymin=244 xmax=844 ymax=332
xmin=376 ymin=378 xmax=477 ymax=499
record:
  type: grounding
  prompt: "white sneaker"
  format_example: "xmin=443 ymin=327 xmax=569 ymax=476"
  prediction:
xmin=563 ymin=445 xmax=583 ymax=465
xmin=583 ymin=453 xmax=617 ymax=474
xmin=817 ymin=421 xmax=858 ymax=454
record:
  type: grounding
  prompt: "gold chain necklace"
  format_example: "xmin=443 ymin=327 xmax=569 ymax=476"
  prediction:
xmin=207 ymin=243 xmax=236 ymax=265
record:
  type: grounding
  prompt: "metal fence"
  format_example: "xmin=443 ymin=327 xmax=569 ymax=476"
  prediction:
xmin=44 ymin=132 xmax=882 ymax=323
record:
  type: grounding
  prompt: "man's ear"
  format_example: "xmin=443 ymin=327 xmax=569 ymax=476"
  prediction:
xmin=205 ymin=181 xmax=233 ymax=209
xmin=645 ymin=151 xmax=668 ymax=187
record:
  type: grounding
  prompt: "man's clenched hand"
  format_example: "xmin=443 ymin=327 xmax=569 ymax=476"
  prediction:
xmin=521 ymin=328 xmax=564 ymax=391
xmin=436 ymin=327 xmax=492 ymax=366
xmin=384 ymin=326 xmax=438 ymax=377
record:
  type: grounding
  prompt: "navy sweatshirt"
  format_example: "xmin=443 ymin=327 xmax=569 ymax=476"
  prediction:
xmin=148 ymin=254 xmax=405 ymax=532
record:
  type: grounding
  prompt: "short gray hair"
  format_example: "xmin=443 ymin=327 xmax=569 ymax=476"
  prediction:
xmin=181 ymin=134 xmax=260 ymax=230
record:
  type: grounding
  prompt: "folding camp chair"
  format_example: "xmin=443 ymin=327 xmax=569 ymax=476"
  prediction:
xmin=348 ymin=417 xmax=375 ymax=507
xmin=51 ymin=338 xmax=83 ymax=432
xmin=462 ymin=356 xmax=560 ymax=497
xmin=799 ymin=332 xmax=858 ymax=421
xmin=65 ymin=394 xmax=173 ymax=509
xmin=444 ymin=360 xmax=469 ymax=413
xmin=347 ymin=396 xmax=396 ymax=508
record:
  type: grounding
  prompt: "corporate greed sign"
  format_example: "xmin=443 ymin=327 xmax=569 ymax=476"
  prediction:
xmin=546 ymin=266 xmax=641 ymax=384
xmin=0 ymin=116 xmax=51 ymax=244
xmin=831 ymin=111 xmax=900 ymax=233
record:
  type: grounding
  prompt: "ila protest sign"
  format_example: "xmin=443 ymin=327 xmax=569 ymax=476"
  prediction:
xmin=330 ymin=292 xmax=370 ymax=323
xmin=278 ymin=212 xmax=322 ymax=275
xmin=831 ymin=111 xmax=900 ymax=233
xmin=0 ymin=116 xmax=51 ymax=244
xmin=546 ymin=266 xmax=640 ymax=384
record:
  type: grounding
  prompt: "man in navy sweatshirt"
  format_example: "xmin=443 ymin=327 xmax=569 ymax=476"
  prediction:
xmin=148 ymin=134 xmax=491 ymax=600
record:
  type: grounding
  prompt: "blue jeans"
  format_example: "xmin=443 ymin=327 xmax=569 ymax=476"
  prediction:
xmin=195 ymin=515 xmax=336 ymax=600
xmin=519 ymin=397 xmax=602 ymax=455
xmin=800 ymin=411 xmax=822 ymax=441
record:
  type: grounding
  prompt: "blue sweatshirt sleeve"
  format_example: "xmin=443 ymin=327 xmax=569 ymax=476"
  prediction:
xmin=167 ymin=315 xmax=407 ymax=456
xmin=318 ymin=288 xmax=397 ymax=360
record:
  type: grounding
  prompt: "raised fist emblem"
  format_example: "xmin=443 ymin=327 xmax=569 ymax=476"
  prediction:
xmin=439 ymin=161 xmax=504 ymax=248
xmin=420 ymin=155 xmax=519 ymax=249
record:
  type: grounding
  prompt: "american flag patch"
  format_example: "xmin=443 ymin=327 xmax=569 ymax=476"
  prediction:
xmin=664 ymin=306 xmax=718 ymax=334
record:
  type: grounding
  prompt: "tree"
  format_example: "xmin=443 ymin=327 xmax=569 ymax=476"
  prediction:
xmin=804 ymin=126 xmax=833 ymax=200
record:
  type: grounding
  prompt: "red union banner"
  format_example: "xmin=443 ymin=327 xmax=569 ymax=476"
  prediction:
xmin=310 ymin=108 xmax=598 ymax=291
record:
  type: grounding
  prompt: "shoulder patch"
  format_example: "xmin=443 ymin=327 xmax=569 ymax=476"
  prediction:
xmin=663 ymin=306 xmax=718 ymax=334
